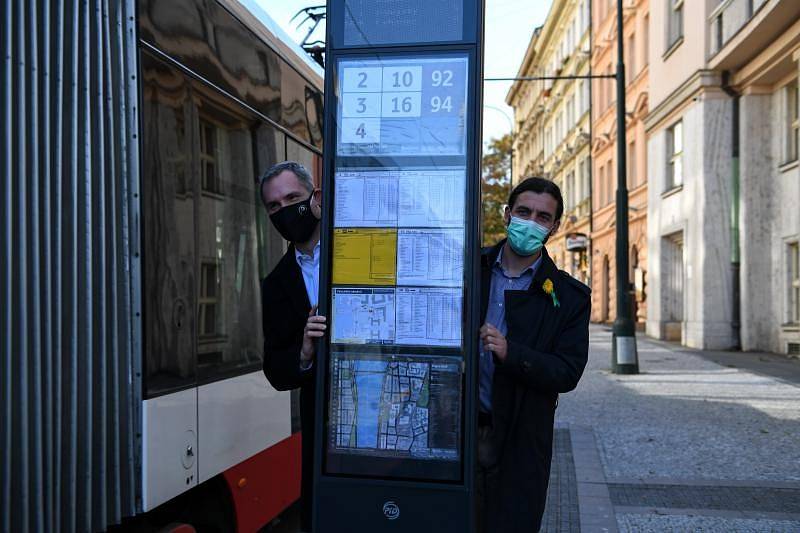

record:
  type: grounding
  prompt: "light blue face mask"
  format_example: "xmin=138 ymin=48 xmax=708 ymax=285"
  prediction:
xmin=507 ymin=216 xmax=551 ymax=256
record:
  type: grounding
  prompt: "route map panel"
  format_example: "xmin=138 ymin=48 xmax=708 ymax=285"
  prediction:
xmin=328 ymin=353 xmax=461 ymax=461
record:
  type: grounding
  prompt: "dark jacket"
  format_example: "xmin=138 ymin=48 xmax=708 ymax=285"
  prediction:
xmin=481 ymin=241 xmax=590 ymax=533
xmin=261 ymin=245 xmax=315 ymax=531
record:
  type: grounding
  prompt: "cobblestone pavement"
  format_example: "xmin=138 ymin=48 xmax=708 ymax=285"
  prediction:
xmin=267 ymin=326 xmax=800 ymax=532
xmin=546 ymin=325 xmax=800 ymax=532
xmin=540 ymin=428 xmax=580 ymax=533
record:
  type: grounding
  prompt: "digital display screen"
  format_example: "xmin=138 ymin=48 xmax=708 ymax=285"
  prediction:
xmin=342 ymin=0 xmax=464 ymax=46
xmin=325 ymin=52 xmax=470 ymax=482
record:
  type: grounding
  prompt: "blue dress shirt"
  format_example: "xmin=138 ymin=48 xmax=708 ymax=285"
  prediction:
xmin=295 ymin=241 xmax=320 ymax=371
xmin=480 ymin=246 xmax=542 ymax=413
xmin=294 ymin=241 xmax=320 ymax=308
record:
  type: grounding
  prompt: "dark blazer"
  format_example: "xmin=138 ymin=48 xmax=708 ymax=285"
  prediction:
xmin=261 ymin=245 xmax=315 ymax=532
xmin=481 ymin=240 xmax=590 ymax=533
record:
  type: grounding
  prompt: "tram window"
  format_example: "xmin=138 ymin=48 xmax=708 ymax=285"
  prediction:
xmin=195 ymin=100 xmax=264 ymax=383
xmin=254 ymin=124 xmax=287 ymax=279
xmin=142 ymin=50 xmax=323 ymax=395
xmin=286 ymin=137 xmax=317 ymax=186
xmin=141 ymin=53 xmax=197 ymax=396
xmin=139 ymin=0 xmax=324 ymax=149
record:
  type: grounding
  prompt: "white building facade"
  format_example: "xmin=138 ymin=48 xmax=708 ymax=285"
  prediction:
xmin=646 ymin=0 xmax=800 ymax=354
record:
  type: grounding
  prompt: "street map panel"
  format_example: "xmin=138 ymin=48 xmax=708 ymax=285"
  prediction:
xmin=329 ymin=354 xmax=461 ymax=461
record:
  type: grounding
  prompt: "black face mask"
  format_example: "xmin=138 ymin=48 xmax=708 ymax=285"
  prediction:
xmin=269 ymin=193 xmax=319 ymax=244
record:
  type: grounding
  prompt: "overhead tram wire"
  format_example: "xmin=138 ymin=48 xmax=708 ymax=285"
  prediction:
xmin=484 ymin=75 xmax=615 ymax=81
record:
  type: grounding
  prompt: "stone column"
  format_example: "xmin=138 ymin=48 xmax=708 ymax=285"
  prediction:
xmin=739 ymin=86 xmax=775 ymax=352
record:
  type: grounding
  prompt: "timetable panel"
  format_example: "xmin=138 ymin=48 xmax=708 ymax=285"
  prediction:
xmin=336 ymin=56 xmax=468 ymax=157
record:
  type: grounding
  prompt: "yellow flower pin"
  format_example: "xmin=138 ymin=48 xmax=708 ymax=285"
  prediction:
xmin=543 ymin=278 xmax=560 ymax=308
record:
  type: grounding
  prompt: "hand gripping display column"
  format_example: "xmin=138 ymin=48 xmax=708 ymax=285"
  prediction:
xmin=314 ymin=1 xmax=485 ymax=531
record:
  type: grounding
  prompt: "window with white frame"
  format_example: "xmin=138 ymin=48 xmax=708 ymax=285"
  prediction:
xmin=785 ymin=79 xmax=799 ymax=164
xmin=199 ymin=119 xmax=223 ymax=194
xmin=579 ymin=80 xmax=587 ymax=116
xmin=789 ymin=242 xmax=800 ymax=324
xmin=628 ymin=139 xmax=637 ymax=188
xmin=199 ymin=261 xmax=223 ymax=338
xmin=567 ymin=94 xmax=575 ymax=127
xmin=666 ymin=120 xmax=683 ymax=189
xmin=581 ymin=157 xmax=591 ymax=202
xmin=667 ymin=0 xmax=684 ymax=50
xmin=581 ymin=0 xmax=590 ymax=35
xmin=600 ymin=75 xmax=606 ymax=112
xmin=627 ymin=33 xmax=636 ymax=78
xmin=566 ymin=171 xmax=575 ymax=211
xmin=643 ymin=15 xmax=650 ymax=67
xmin=598 ymin=164 xmax=605 ymax=209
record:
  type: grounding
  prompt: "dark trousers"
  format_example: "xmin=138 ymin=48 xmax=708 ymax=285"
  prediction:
xmin=475 ymin=422 xmax=500 ymax=533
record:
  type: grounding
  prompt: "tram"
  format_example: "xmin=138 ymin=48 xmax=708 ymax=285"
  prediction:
xmin=136 ymin=0 xmax=323 ymax=528
xmin=3 ymin=0 xmax=322 ymax=531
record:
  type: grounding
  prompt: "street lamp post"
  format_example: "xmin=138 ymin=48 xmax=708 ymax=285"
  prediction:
xmin=612 ymin=0 xmax=639 ymax=374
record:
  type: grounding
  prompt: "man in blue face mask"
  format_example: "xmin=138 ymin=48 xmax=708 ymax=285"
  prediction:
xmin=476 ymin=177 xmax=591 ymax=533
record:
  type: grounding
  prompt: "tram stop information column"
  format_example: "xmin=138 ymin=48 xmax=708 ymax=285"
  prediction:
xmin=314 ymin=1 xmax=484 ymax=531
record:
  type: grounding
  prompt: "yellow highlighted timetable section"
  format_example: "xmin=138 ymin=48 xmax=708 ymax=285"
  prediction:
xmin=333 ymin=228 xmax=397 ymax=285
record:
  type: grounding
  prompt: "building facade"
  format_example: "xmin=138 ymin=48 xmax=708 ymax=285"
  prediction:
xmin=645 ymin=0 xmax=800 ymax=353
xmin=708 ymin=0 xmax=800 ymax=354
xmin=507 ymin=0 xmax=593 ymax=285
xmin=590 ymin=0 xmax=650 ymax=325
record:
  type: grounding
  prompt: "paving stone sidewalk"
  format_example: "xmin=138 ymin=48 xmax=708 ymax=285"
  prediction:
xmin=542 ymin=325 xmax=800 ymax=532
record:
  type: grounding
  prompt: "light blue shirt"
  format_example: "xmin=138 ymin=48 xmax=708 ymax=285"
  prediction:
xmin=295 ymin=241 xmax=320 ymax=372
xmin=295 ymin=241 xmax=320 ymax=308
xmin=480 ymin=247 xmax=542 ymax=413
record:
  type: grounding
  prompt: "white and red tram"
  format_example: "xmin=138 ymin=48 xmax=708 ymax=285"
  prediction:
xmin=135 ymin=0 xmax=322 ymax=529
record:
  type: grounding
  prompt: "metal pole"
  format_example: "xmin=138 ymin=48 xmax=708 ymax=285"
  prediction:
xmin=612 ymin=0 xmax=639 ymax=374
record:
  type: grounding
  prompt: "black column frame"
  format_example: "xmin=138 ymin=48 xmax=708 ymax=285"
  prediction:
xmin=312 ymin=10 xmax=484 ymax=532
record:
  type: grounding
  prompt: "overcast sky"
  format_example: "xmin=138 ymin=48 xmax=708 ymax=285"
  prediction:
xmin=254 ymin=0 xmax=553 ymax=145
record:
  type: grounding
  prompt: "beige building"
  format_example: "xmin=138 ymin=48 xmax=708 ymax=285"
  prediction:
xmin=590 ymin=0 xmax=650 ymax=325
xmin=645 ymin=0 xmax=800 ymax=353
xmin=507 ymin=0 xmax=593 ymax=285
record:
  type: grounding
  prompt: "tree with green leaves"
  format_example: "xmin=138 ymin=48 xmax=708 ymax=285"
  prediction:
xmin=481 ymin=134 xmax=512 ymax=246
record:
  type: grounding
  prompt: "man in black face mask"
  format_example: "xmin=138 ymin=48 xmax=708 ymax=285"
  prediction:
xmin=259 ymin=161 xmax=327 ymax=533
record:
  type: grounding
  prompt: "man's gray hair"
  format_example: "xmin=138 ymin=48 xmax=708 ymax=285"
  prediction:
xmin=259 ymin=160 xmax=314 ymax=195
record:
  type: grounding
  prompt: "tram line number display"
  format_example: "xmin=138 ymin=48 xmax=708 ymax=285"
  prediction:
xmin=337 ymin=56 xmax=468 ymax=156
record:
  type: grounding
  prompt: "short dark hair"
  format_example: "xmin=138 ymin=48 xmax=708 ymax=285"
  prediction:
xmin=259 ymin=160 xmax=314 ymax=196
xmin=508 ymin=177 xmax=564 ymax=221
